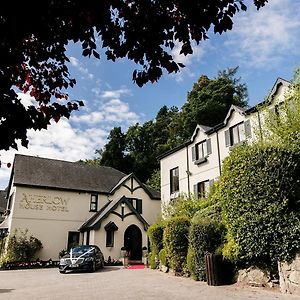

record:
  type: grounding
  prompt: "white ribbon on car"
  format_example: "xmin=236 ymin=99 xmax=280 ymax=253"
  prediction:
xmin=70 ymin=247 xmax=95 ymax=265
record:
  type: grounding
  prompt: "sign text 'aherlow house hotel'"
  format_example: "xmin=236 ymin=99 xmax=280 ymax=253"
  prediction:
xmin=0 ymin=155 xmax=161 ymax=261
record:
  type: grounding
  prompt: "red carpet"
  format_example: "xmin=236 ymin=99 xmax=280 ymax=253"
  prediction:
xmin=126 ymin=264 xmax=145 ymax=269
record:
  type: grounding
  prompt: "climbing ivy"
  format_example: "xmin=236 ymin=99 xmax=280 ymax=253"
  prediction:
xmin=219 ymin=144 xmax=300 ymax=268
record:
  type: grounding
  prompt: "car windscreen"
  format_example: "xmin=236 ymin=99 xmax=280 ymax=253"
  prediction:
xmin=71 ymin=246 xmax=95 ymax=254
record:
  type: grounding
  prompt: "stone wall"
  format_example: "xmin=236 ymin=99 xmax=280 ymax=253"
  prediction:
xmin=237 ymin=267 xmax=271 ymax=287
xmin=278 ymin=254 xmax=300 ymax=295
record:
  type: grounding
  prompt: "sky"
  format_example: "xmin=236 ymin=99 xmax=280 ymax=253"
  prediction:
xmin=0 ymin=0 xmax=300 ymax=189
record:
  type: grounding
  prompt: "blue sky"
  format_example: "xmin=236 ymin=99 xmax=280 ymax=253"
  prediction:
xmin=0 ymin=0 xmax=299 ymax=189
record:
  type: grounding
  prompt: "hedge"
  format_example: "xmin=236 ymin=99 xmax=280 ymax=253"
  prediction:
xmin=163 ymin=216 xmax=190 ymax=275
xmin=148 ymin=222 xmax=164 ymax=269
xmin=189 ymin=217 xmax=225 ymax=281
xmin=219 ymin=144 xmax=300 ymax=268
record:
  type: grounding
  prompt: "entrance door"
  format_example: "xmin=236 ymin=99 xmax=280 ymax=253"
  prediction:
xmin=124 ymin=225 xmax=142 ymax=260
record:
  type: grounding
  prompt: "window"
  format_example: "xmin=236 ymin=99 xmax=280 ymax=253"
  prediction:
xmin=197 ymin=140 xmax=208 ymax=159
xmin=192 ymin=139 xmax=212 ymax=163
xmin=225 ymin=120 xmax=251 ymax=147
xmin=194 ymin=180 xmax=210 ymax=198
xmin=127 ymin=198 xmax=142 ymax=214
xmin=170 ymin=167 xmax=179 ymax=194
xmin=90 ymin=194 xmax=98 ymax=212
xmin=106 ymin=230 xmax=114 ymax=247
xmin=105 ymin=222 xmax=118 ymax=247
xmin=67 ymin=231 xmax=80 ymax=249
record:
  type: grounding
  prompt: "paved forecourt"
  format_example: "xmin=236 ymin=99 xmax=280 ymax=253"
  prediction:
xmin=0 ymin=267 xmax=299 ymax=300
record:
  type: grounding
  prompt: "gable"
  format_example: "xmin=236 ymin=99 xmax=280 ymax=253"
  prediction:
xmin=79 ymin=196 xmax=149 ymax=232
xmin=190 ymin=125 xmax=212 ymax=143
xmin=110 ymin=173 xmax=160 ymax=200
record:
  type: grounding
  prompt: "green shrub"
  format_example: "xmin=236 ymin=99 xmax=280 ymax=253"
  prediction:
xmin=163 ymin=216 xmax=190 ymax=275
xmin=148 ymin=252 xmax=158 ymax=269
xmin=159 ymin=249 xmax=167 ymax=266
xmin=189 ymin=217 xmax=225 ymax=281
xmin=192 ymin=202 xmax=222 ymax=223
xmin=162 ymin=195 xmax=211 ymax=220
xmin=219 ymin=144 xmax=300 ymax=268
xmin=148 ymin=222 xmax=164 ymax=269
xmin=2 ymin=229 xmax=42 ymax=262
xmin=186 ymin=247 xmax=197 ymax=280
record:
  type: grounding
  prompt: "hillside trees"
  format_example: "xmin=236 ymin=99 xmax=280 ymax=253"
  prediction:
xmin=93 ymin=127 xmax=133 ymax=174
xmin=177 ymin=67 xmax=248 ymax=140
xmin=1 ymin=1 xmax=268 ymax=150
xmin=92 ymin=68 xmax=248 ymax=185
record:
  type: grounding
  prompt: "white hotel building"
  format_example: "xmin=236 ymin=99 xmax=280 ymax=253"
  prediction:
xmin=0 ymin=155 xmax=161 ymax=261
xmin=159 ymin=78 xmax=291 ymax=206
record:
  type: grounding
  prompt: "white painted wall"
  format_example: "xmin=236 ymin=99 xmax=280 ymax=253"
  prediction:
xmin=8 ymin=186 xmax=103 ymax=260
xmin=160 ymin=80 xmax=290 ymax=207
xmin=5 ymin=175 xmax=161 ymax=261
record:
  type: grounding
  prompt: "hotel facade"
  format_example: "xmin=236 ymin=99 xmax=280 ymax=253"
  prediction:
xmin=159 ymin=78 xmax=291 ymax=207
xmin=0 ymin=155 xmax=161 ymax=261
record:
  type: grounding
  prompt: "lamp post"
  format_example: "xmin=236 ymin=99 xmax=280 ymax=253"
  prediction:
xmin=121 ymin=202 xmax=125 ymax=221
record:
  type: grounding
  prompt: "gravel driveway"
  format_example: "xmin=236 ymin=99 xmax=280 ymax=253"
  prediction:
xmin=0 ymin=267 xmax=299 ymax=300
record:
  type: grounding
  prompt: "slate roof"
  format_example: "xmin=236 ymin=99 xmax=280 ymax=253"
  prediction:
xmin=142 ymin=183 xmax=160 ymax=199
xmin=11 ymin=154 xmax=127 ymax=194
xmin=158 ymin=77 xmax=291 ymax=160
xmin=80 ymin=196 xmax=149 ymax=232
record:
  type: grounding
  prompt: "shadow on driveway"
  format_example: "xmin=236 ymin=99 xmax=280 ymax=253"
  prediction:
xmin=0 ymin=289 xmax=14 ymax=294
xmin=58 ymin=265 xmax=123 ymax=274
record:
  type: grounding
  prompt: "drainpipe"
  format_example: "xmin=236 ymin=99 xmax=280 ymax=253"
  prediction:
xmin=216 ymin=131 xmax=222 ymax=176
xmin=257 ymin=110 xmax=263 ymax=141
xmin=186 ymin=145 xmax=191 ymax=197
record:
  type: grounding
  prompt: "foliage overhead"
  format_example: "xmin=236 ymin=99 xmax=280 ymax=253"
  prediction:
xmin=0 ymin=1 xmax=267 ymax=150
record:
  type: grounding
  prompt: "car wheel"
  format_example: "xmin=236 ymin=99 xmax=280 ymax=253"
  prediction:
xmin=90 ymin=261 xmax=96 ymax=272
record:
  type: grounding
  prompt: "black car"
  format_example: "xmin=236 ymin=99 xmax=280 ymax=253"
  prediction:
xmin=59 ymin=245 xmax=104 ymax=273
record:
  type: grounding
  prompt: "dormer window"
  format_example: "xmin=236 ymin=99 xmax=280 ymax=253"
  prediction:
xmin=225 ymin=120 xmax=251 ymax=147
xmin=192 ymin=139 xmax=212 ymax=164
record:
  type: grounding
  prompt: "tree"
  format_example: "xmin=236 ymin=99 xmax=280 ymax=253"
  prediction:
xmin=0 ymin=1 xmax=268 ymax=150
xmin=146 ymin=169 xmax=161 ymax=191
xmin=178 ymin=67 xmax=248 ymax=140
xmin=97 ymin=127 xmax=132 ymax=174
xmin=125 ymin=121 xmax=158 ymax=182
xmin=153 ymin=105 xmax=181 ymax=152
xmin=89 ymin=67 xmax=249 ymax=184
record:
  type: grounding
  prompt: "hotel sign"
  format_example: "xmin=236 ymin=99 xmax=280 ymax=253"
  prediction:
xmin=19 ymin=193 xmax=69 ymax=212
